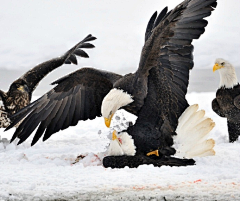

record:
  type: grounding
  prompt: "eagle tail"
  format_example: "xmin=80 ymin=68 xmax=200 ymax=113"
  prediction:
xmin=174 ymin=104 xmax=215 ymax=158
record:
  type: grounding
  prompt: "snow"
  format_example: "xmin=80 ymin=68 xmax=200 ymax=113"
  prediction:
xmin=0 ymin=93 xmax=240 ymax=200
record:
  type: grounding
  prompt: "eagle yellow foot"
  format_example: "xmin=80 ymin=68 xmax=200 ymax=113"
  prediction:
xmin=146 ymin=150 xmax=159 ymax=157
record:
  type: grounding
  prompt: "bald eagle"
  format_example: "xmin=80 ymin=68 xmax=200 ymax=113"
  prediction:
xmin=105 ymin=104 xmax=215 ymax=168
xmin=0 ymin=34 xmax=96 ymax=128
xmin=107 ymin=130 xmax=137 ymax=156
xmin=7 ymin=0 xmax=217 ymax=168
xmin=212 ymin=58 xmax=240 ymax=142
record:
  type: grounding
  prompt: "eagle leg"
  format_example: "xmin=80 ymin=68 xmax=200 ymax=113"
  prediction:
xmin=227 ymin=120 xmax=240 ymax=142
xmin=146 ymin=147 xmax=176 ymax=157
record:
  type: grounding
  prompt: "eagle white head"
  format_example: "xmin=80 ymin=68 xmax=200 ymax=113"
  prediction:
xmin=107 ymin=130 xmax=136 ymax=156
xmin=213 ymin=58 xmax=238 ymax=89
xmin=101 ymin=88 xmax=133 ymax=127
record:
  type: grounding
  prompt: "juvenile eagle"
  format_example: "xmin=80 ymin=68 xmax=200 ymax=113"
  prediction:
xmin=0 ymin=34 xmax=96 ymax=128
xmin=212 ymin=58 xmax=240 ymax=142
xmin=7 ymin=0 xmax=217 ymax=168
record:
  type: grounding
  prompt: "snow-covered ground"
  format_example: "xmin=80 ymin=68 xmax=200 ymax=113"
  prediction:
xmin=0 ymin=93 xmax=240 ymax=201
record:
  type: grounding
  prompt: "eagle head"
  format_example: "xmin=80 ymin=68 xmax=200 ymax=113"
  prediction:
xmin=9 ymin=79 xmax=30 ymax=96
xmin=107 ymin=130 xmax=136 ymax=156
xmin=213 ymin=58 xmax=238 ymax=88
xmin=101 ymin=88 xmax=133 ymax=127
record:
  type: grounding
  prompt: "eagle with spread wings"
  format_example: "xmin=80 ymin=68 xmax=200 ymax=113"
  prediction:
xmin=0 ymin=34 xmax=96 ymax=128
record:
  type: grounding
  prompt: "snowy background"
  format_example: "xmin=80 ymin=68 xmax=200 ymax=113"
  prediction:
xmin=0 ymin=0 xmax=240 ymax=94
xmin=0 ymin=0 xmax=240 ymax=200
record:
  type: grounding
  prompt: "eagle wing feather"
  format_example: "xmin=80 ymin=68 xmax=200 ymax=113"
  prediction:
xmin=7 ymin=68 xmax=122 ymax=145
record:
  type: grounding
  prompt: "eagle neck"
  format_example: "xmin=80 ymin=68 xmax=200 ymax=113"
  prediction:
xmin=219 ymin=69 xmax=238 ymax=89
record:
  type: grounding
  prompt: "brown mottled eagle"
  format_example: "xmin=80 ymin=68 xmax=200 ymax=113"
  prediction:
xmin=7 ymin=0 xmax=217 ymax=168
xmin=0 ymin=34 xmax=96 ymax=128
xmin=212 ymin=58 xmax=240 ymax=142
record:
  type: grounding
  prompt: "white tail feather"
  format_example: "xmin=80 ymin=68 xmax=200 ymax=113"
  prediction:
xmin=174 ymin=104 xmax=216 ymax=158
xmin=184 ymin=139 xmax=215 ymax=158
xmin=177 ymin=104 xmax=199 ymax=132
xmin=178 ymin=111 xmax=207 ymax=136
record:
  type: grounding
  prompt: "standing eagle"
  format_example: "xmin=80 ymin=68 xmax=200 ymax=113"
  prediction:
xmin=7 ymin=0 xmax=217 ymax=168
xmin=212 ymin=58 xmax=240 ymax=142
xmin=0 ymin=34 xmax=96 ymax=128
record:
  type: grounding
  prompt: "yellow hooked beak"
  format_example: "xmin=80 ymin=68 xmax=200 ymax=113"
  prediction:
xmin=112 ymin=130 xmax=121 ymax=145
xmin=213 ymin=63 xmax=224 ymax=72
xmin=17 ymin=86 xmax=25 ymax=92
xmin=112 ymin=130 xmax=118 ymax=141
xmin=104 ymin=113 xmax=114 ymax=128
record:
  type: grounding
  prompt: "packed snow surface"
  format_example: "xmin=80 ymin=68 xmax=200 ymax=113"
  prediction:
xmin=0 ymin=93 xmax=240 ymax=201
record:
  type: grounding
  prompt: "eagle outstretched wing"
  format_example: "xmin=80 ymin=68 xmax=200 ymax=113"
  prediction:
xmin=126 ymin=0 xmax=217 ymax=153
xmin=19 ymin=34 xmax=96 ymax=94
xmin=0 ymin=34 xmax=96 ymax=128
xmin=138 ymin=0 xmax=217 ymax=130
xmin=7 ymin=68 xmax=122 ymax=145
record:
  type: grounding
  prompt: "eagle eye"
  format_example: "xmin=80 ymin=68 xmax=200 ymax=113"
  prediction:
xmin=221 ymin=62 xmax=225 ymax=66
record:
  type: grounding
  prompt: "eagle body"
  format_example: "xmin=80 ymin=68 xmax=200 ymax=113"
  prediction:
xmin=0 ymin=35 xmax=96 ymax=128
xmin=212 ymin=84 xmax=240 ymax=142
xmin=2 ymin=84 xmax=30 ymax=116
xmin=8 ymin=0 xmax=217 ymax=168
xmin=212 ymin=58 xmax=240 ymax=142
xmin=128 ymin=66 xmax=189 ymax=154
xmin=213 ymin=85 xmax=240 ymax=119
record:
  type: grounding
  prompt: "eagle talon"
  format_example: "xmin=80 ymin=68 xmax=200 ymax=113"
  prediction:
xmin=146 ymin=150 xmax=159 ymax=157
